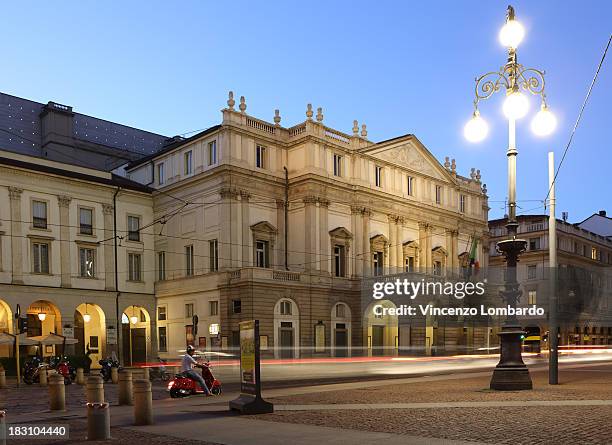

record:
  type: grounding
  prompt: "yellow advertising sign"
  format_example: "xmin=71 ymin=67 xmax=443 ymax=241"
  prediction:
xmin=240 ymin=320 xmax=256 ymax=388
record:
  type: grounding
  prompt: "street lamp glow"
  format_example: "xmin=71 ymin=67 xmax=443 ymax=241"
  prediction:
xmin=531 ymin=104 xmax=557 ymax=136
xmin=499 ymin=18 xmax=525 ymax=48
xmin=83 ymin=313 xmax=91 ymax=323
xmin=38 ymin=312 xmax=46 ymax=321
xmin=130 ymin=315 xmax=138 ymax=324
xmin=503 ymin=90 xmax=529 ymax=120
xmin=464 ymin=111 xmax=489 ymax=142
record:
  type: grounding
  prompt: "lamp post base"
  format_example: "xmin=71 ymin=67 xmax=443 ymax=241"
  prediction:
xmin=490 ymin=327 xmax=533 ymax=391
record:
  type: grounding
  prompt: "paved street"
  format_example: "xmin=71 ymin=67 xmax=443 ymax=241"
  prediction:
xmin=1 ymin=359 xmax=612 ymax=444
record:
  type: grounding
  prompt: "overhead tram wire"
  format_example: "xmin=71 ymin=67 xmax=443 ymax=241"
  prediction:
xmin=543 ymin=34 xmax=612 ymax=205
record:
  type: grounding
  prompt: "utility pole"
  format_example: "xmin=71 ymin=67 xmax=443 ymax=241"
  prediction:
xmin=548 ymin=151 xmax=559 ymax=384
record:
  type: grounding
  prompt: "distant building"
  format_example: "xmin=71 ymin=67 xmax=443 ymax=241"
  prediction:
xmin=488 ymin=214 xmax=612 ymax=348
xmin=577 ymin=210 xmax=612 ymax=240
xmin=0 ymin=92 xmax=168 ymax=171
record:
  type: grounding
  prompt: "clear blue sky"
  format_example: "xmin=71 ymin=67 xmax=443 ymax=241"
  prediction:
xmin=2 ymin=1 xmax=610 ymax=222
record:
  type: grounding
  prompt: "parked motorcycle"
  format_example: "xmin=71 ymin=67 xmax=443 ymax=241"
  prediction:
xmin=99 ymin=357 xmax=121 ymax=382
xmin=167 ymin=361 xmax=222 ymax=398
xmin=49 ymin=355 xmax=76 ymax=384
xmin=149 ymin=357 xmax=171 ymax=382
xmin=22 ymin=357 xmax=46 ymax=385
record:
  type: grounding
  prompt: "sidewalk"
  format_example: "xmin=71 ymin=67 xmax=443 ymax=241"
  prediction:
xmin=4 ymin=361 xmax=612 ymax=445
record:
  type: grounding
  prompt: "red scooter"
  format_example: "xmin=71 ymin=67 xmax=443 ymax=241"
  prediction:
xmin=168 ymin=361 xmax=222 ymax=398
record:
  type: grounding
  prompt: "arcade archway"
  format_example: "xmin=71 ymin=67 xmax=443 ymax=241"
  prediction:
xmin=75 ymin=303 xmax=106 ymax=365
xmin=364 ymin=300 xmax=398 ymax=356
xmin=27 ymin=300 xmax=61 ymax=357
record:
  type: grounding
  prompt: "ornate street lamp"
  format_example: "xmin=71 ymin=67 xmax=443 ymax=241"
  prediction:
xmin=465 ymin=5 xmax=556 ymax=390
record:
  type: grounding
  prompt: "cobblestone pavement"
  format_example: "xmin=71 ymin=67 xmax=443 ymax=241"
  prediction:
xmin=253 ymin=365 xmax=612 ymax=444
xmin=0 ymin=379 xmax=171 ymax=415
xmin=11 ymin=419 xmax=223 ymax=445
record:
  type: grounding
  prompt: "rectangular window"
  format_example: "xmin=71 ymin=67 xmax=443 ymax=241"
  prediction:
xmin=433 ymin=261 xmax=442 ymax=276
xmin=333 ymin=245 xmax=345 ymax=277
xmin=407 ymin=176 xmax=414 ymax=196
xmin=435 ymin=185 xmax=442 ymax=204
xmin=32 ymin=242 xmax=50 ymax=274
xmin=79 ymin=208 xmax=93 ymax=235
xmin=209 ymin=239 xmax=218 ymax=272
xmin=232 ymin=299 xmax=242 ymax=314
xmin=373 ymin=251 xmax=383 ymax=276
xmin=32 ymin=200 xmax=47 ymax=229
xmin=158 ymin=327 xmax=167 ymax=352
xmin=208 ymin=141 xmax=217 ymax=166
xmin=185 ymin=245 xmax=194 ymax=276
xmin=529 ymin=238 xmax=540 ymax=251
xmin=209 ymin=301 xmax=219 ymax=316
xmin=79 ymin=247 xmax=95 ymax=278
xmin=255 ymin=240 xmax=269 ymax=268
xmin=256 ymin=145 xmax=266 ymax=169
xmin=157 ymin=306 xmax=167 ymax=321
xmin=158 ymin=251 xmax=166 ymax=280
xmin=459 ymin=194 xmax=466 ymax=213
xmin=184 ymin=150 xmax=193 ymax=175
xmin=528 ymin=290 xmax=537 ymax=305
xmin=127 ymin=216 xmax=140 ymax=241
xmin=185 ymin=303 xmax=194 ymax=318
xmin=157 ymin=163 xmax=165 ymax=185
xmin=280 ymin=300 xmax=292 ymax=315
xmin=528 ymin=265 xmax=537 ymax=280
xmin=591 ymin=247 xmax=598 ymax=261
xmin=375 ymin=166 xmax=383 ymax=187
xmin=128 ymin=253 xmax=142 ymax=281
xmin=405 ymin=256 xmax=415 ymax=272
xmin=333 ymin=154 xmax=342 ymax=177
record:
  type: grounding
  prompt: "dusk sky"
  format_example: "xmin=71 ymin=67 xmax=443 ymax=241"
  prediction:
xmin=2 ymin=1 xmax=610 ymax=222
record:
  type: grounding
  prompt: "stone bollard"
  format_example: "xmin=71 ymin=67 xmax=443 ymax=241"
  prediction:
xmin=76 ymin=368 xmax=85 ymax=385
xmin=86 ymin=376 xmax=104 ymax=403
xmin=142 ymin=367 xmax=150 ymax=381
xmin=48 ymin=374 xmax=66 ymax=411
xmin=86 ymin=402 xmax=111 ymax=441
xmin=39 ymin=367 xmax=48 ymax=386
xmin=111 ymin=367 xmax=119 ymax=384
xmin=118 ymin=370 xmax=133 ymax=406
xmin=133 ymin=379 xmax=153 ymax=425
xmin=0 ymin=369 xmax=6 ymax=389
xmin=0 ymin=410 xmax=6 ymax=445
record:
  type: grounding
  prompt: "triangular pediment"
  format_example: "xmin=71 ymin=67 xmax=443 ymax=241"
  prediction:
xmin=367 ymin=136 xmax=452 ymax=182
xmin=250 ymin=221 xmax=277 ymax=234
xmin=329 ymin=227 xmax=352 ymax=239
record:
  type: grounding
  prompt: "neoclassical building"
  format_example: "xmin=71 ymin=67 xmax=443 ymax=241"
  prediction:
xmin=0 ymin=151 xmax=156 ymax=365
xmin=126 ymin=93 xmax=490 ymax=358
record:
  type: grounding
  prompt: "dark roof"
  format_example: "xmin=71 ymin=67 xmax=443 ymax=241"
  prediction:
xmin=126 ymin=125 xmax=222 ymax=170
xmin=488 ymin=214 xmax=547 ymax=224
xmin=0 ymin=155 xmax=153 ymax=194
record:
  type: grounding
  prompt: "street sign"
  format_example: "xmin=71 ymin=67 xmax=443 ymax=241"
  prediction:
xmin=106 ymin=325 xmax=117 ymax=345
xmin=229 ymin=320 xmax=273 ymax=414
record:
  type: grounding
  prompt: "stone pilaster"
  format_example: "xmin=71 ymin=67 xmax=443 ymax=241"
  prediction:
xmin=57 ymin=195 xmax=72 ymax=287
xmin=388 ymin=214 xmax=397 ymax=272
xmin=275 ymin=198 xmax=285 ymax=270
xmin=418 ymin=222 xmax=428 ymax=270
xmin=452 ymin=230 xmax=459 ymax=269
xmin=318 ymin=199 xmax=330 ymax=274
xmin=219 ymin=187 xmax=239 ymax=270
xmin=362 ymin=208 xmax=371 ymax=277
xmin=240 ymin=191 xmax=251 ymax=267
xmin=303 ymin=196 xmax=318 ymax=271
xmin=8 ymin=187 xmax=23 ymax=284
xmin=396 ymin=217 xmax=404 ymax=271
xmin=102 ymin=204 xmax=115 ymax=290
xmin=350 ymin=205 xmax=363 ymax=277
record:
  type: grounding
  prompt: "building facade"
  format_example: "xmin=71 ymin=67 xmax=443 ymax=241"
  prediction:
xmin=127 ymin=93 xmax=490 ymax=358
xmin=488 ymin=215 xmax=612 ymax=348
xmin=0 ymin=150 xmax=156 ymax=366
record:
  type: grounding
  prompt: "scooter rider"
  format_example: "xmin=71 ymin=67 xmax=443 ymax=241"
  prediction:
xmin=181 ymin=345 xmax=210 ymax=395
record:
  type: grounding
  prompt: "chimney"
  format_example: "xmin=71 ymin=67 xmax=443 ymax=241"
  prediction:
xmin=562 ymin=211 xmax=568 ymax=222
xmin=39 ymin=101 xmax=75 ymax=160
xmin=599 ymin=210 xmax=607 ymax=217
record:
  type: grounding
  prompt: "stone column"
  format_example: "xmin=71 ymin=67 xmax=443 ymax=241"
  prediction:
xmin=350 ymin=206 xmax=363 ymax=277
xmin=426 ymin=225 xmax=433 ymax=270
xmin=303 ymin=196 xmax=318 ymax=271
xmin=418 ymin=222 xmax=427 ymax=270
xmin=388 ymin=215 xmax=397 ymax=273
xmin=318 ymin=199 xmax=330 ymax=274
xmin=240 ymin=191 xmax=251 ymax=267
xmin=275 ymin=198 xmax=285 ymax=270
xmin=452 ymin=231 xmax=459 ymax=269
xmin=58 ymin=195 xmax=72 ymax=287
xmin=396 ymin=217 xmax=404 ymax=272
xmin=445 ymin=229 xmax=454 ymax=274
xmin=8 ymin=187 xmax=23 ymax=284
xmin=362 ymin=208 xmax=371 ymax=277
xmin=102 ymin=204 xmax=116 ymax=291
